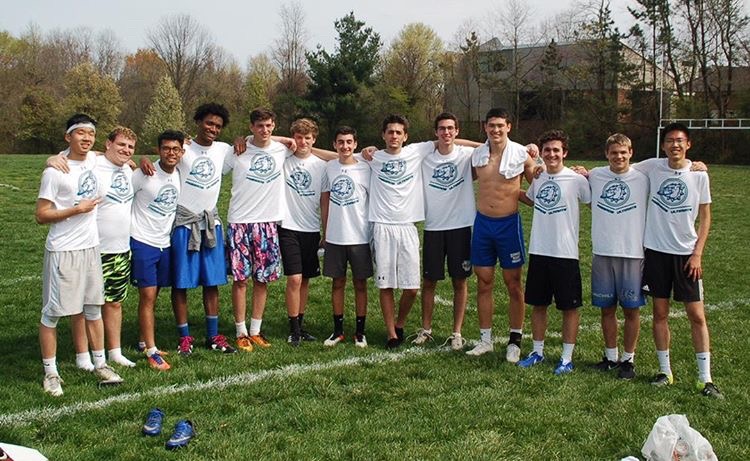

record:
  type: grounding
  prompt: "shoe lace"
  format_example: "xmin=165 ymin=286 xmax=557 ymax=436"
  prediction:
xmin=173 ymin=420 xmax=193 ymax=438
xmin=212 ymin=334 xmax=230 ymax=348
xmin=150 ymin=353 xmax=165 ymax=364
xmin=440 ymin=334 xmax=465 ymax=348
xmin=178 ymin=336 xmax=194 ymax=351
xmin=146 ymin=410 xmax=163 ymax=426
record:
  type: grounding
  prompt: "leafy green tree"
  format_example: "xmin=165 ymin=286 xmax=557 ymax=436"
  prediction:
xmin=141 ymin=74 xmax=185 ymax=151
xmin=18 ymin=87 xmax=62 ymax=153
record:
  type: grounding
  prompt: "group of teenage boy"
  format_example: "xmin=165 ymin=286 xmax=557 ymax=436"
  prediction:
xmin=35 ymin=103 xmax=722 ymax=400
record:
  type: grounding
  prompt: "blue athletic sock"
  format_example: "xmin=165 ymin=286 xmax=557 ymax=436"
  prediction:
xmin=206 ymin=316 xmax=219 ymax=339
xmin=177 ymin=323 xmax=190 ymax=338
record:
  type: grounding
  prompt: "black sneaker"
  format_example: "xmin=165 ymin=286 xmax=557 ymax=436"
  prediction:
xmin=592 ymin=356 xmax=619 ymax=371
xmin=617 ymin=360 xmax=636 ymax=380
xmin=700 ymin=382 xmax=725 ymax=399
xmin=395 ymin=327 xmax=404 ymax=342
xmin=385 ymin=337 xmax=403 ymax=349
xmin=299 ymin=330 xmax=317 ymax=341
xmin=287 ymin=333 xmax=301 ymax=347
xmin=206 ymin=334 xmax=237 ymax=353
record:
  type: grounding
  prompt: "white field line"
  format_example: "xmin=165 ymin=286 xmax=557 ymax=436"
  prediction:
xmin=0 ymin=183 xmax=21 ymax=191
xmin=0 ymin=348 xmax=431 ymax=428
xmin=0 ymin=275 xmax=41 ymax=287
xmin=433 ymin=295 xmax=452 ymax=307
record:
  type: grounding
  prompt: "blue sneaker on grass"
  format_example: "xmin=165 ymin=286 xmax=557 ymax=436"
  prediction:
xmin=553 ymin=360 xmax=574 ymax=375
xmin=166 ymin=420 xmax=195 ymax=450
xmin=517 ymin=352 xmax=544 ymax=368
xmin=142 ymin=408 xmax=165 ymax=436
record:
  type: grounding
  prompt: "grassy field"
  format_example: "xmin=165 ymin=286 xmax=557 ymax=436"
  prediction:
xmin=0 ymin=154 xmax=748 ymax=460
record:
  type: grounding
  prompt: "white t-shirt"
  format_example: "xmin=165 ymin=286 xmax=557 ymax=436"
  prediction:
xmin=223 ymin=140 xmax=291 ymax=224
xmin=177 ymin=141 xmax=232 ymax=227
xmin=323 ymin=159 xmax=372 ymax=245
xmin=636 ymin=158 xmax=712 ymax=255
xmin=38 ymin=151 xmax=99 ymax=251
xmin=282 ymin=154 xmax=328 ymax=232
xmin=368 ymin=141 xmax=433 ymax=224
xmin=527 ymin=167 xmax=592 ymax=259
xmin=589 ymin=166 xmax=649 ymax=258
xmin=422 ymin=144 xmax=475 ymax=230
xmin=95 ymin=156 xmax=134 ymax=254
xmin=130 ymin=162 xmax=181 ymax=248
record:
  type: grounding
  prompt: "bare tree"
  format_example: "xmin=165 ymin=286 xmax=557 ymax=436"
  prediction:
xmin=94 ymin=29 xmax=125 ymax=79
xmin=147 ymin=14 xmax=219 ymax=108
xmin=272 ymin=0 xmax=308 ymax=96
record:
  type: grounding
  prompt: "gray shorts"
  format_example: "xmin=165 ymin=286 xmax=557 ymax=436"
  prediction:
xmin=42 ymin=247 xmax=104 ymax=317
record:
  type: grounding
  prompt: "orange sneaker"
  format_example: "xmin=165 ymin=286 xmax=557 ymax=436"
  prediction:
xmin=249 ymin=333 xmax=271 ymax=348
xmin=236 ymin=335 xmax=254 ymax=352
xmin=147 ymin=352 xmax=171 ymax=371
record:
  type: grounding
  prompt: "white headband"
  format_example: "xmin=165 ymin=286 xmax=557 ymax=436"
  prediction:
xmin=66 ymin=122 xmax=96 ymax=134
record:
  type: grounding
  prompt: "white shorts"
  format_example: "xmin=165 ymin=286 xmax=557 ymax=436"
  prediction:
xmin=372 ymin=223 xmax=420 ymax=289
xmin=42 ymin=247 xmax=105 ymax=317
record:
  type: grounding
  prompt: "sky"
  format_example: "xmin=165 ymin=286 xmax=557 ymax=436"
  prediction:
xmin=0 ymin=0 xmax=643 ymax=65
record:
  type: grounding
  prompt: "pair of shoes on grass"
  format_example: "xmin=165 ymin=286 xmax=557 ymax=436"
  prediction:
xmin=142 ymin=408 xmax=196 ymax=450
xmin=43 ymin=365 xmax=124 ymax=397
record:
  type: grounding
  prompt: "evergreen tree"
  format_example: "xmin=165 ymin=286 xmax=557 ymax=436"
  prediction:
xmin=141 ymin=74 xmax=185 ymax=151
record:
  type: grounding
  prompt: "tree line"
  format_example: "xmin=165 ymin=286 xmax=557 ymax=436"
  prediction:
xmin=1 ymin=0 xmax=748 ymax=162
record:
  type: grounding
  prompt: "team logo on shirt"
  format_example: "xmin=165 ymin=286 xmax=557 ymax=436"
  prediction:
xmin=186 ymin=157 xmax=218 ymax=189
xmin=534 ymin=180 xmax=565 ymax=214
xmin=106 ymin=170 xmax=133 ymax=204
xmin=246 ymin=153 xmax=280 ymax=184
xmin=428 ymin=162 xmax=463 ymax=191
xmin=148 ymin=185 xmax=179 ymax=216
xmin=330 ymin=175 xmax=358 ymax=206
xmin=76 ymin=170 xmax=98 ymax=204
xmin=597 ymin=179 xmax=635 ymax=214
xmin=286 ymin=167 xmax=314 ymax=196
xmin=378 ymin=159 xmax=412 ymax=185
xmin=653 ymin=177 xmax=690 ymax=213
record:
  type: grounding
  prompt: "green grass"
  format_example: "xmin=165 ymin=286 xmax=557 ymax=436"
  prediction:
xmin=0 ymin=155 xmax=748 ymax=460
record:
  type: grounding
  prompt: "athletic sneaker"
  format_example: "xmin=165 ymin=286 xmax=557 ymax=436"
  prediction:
xmin=354 ymin=334 xmax=368 ymax=348
xmin=385 ymin=337 xmax=403 ymax=349
xmin=506 ymin=344 xmax=521 ymax=363
xmin=300 ymin=330 xmax=317 ymax=341
xmin=177 ymin=335 xmax=194 ymax=357
xmin=446 ymin=333 xmax=466 ymax=351
xmin=395 ymin=327 xmax=404 ymax=342
xmin=206 ymin=334 xmax=237 ymax=353
xmin=142 ymin=408 xmax=165 ymax=436
xmin=592 ymin=357 xmax=619 ymax=371
xmin=650 ymin=372 xmax=674 ymax=386
xmin=147 ymin=352 xmax=171 ymax=371
xmin=700 ymin=382 xmax=725 ymax=399
xmin=323 ymin=333 xmax=345 ymax=347
xmin=618 ymin=361 xmax=635 ymax=380
xmin=553 ymin=360 xmax=574 ymax=375
xmin=466 ymin=341 xmax=493 ymax=356
xmin=411 ymin=328 xmax=433 ymax=345
xmin=165 ymin=420 xmax=195 ymax=450
xmin=95 ymin=365 xmax=124 ymax=385
xmin=43 ymin=373 xmax=64 ymax=397
xmin=249 ymin=333 xmax=271 ymax=348
xmin=236 ymin=335 xmax=254 ymax=352
xmin=287 ymin=333 xmax=301 ymax=347
xmin=517 ymin=352 xmax=545 ymax=368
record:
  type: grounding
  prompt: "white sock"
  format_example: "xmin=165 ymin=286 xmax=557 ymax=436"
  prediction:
xmin=235 ymin=321 xmax=248 ymax=338
xmin=532 ymin=340 xmax=545 ymax=356
xmin=43 ymin=357 xmax=58 ymax=376
xmin=621 ymin=351 xmax=635 ymax=363
xmin=92 ymin=350 xmax=106 ymax=369
xmin=696 ymin=352 xmax=712 ymax=383
xmin=510 ymin=328 xmax=522 ymax=335
xmin=479 ymin=328 xmax=492 ymax=344
xmin=146 ymin=347 xmax=158 ymax=357
xmin=656 ymin=350 xmax=672 ymax=376
xmin=76 ymin=352 xmax=94 ymax=371
xmin=422 ymin=328 xmax=432 ymax=335
xmin=561 ymin=343 xmax=575 ymax=364
xmin=249 ymin=318 xmax=263 ymax=336
xmin=109 ymin=348 xmax=136 ymax=367
xmin=605 ymin=347 xmax=619 ymax=362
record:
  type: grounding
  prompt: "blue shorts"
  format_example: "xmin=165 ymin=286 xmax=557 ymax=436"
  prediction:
xmin=130 ymin=238 xmax=171 ymax=288
xmin=171 ymin=225 xmax=228 ymax=289
xmin=591 ymin=254 xmax=645 ymax=308
xmin=470 ymin=212 xmax=525 ymax=269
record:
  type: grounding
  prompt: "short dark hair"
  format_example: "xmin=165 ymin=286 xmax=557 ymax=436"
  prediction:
xmin=538 ymin=129 xmax=569 ymax=152
xmin=250 ymin=108 xmax=276 ymax=124
xmin=661 ymin=122 xmax=690 ymax=144
xmin=381 ymin=114 xmax=409 ymax=134
xmin=484 ymin=107 xmax=511 ymax=123
xmin=334 ymin=126 xmax=358 ymax=142
xmin=434 ymin=112 xmax=459 ymax=131
xmin=158 ymin=130 xmax=186 ymax=147
xmin=193 ymin=103 xmax=230 ymax=127
xmin=65 ymin=113 xmax=97 ymax=130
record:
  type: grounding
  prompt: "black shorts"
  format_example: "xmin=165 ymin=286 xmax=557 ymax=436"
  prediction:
xmin=423 ymin=227 xmax=472 ymax=281
xmin=322 ymin=243 xmax=373 ymax=279
xmin=642 ymin=249 xmax=703 ymax=302
xmin=279 ymin=227 xmax=321 ymax=278
xmin=524 ymin=254 xmax=582 ymax=310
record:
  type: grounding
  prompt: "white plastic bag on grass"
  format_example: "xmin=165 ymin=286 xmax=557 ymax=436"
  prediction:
xmin=641 ymin=414 xmax=717 ymax=461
